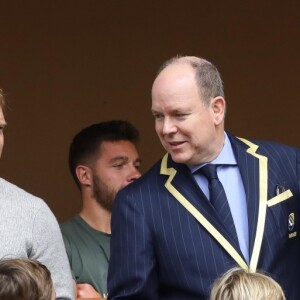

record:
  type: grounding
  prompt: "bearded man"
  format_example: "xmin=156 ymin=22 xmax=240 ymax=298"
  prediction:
xmin=60 ymin=120 xmax=141 ymax=299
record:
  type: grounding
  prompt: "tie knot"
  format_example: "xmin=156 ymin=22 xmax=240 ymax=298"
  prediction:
xmin=199 ymin=164 xmax=219 ymax=181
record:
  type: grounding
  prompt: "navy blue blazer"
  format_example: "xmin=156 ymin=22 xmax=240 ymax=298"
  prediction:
xmin=108 ymin=133 xmax=300 ymax=299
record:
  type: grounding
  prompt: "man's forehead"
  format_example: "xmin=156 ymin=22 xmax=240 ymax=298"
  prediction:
xmin=153 ymin=64 xmax=196 ymax=93
xmin=99 ymin=140 xmax=137 ymax=156
xmin=158 ymin=62 xmax=193 ymax=79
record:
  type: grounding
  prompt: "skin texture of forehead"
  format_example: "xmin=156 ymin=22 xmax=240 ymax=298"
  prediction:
xmin=151 ymin=61 xmax=200 ymax=107
xmin=153 ymin=55 xmax=211 ymax=89
xmin=153 ymin=55 xmax=221 ymax=109
xmin=153 ymin=62 xmax=194 ymax=91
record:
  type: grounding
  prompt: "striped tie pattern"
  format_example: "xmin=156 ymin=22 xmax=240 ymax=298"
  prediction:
xmin=199 ymin=164 xmax=238 ymax=243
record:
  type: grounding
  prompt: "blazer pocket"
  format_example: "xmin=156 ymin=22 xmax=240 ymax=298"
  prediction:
xmin=266 ymin=189 xmax=298 ymax=239
xmin=267 ymin=189 xmax=293 ymax=207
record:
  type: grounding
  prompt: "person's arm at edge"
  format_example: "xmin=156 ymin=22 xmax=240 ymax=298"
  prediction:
xmin=31 ymin=203 xmax=75 ymax=300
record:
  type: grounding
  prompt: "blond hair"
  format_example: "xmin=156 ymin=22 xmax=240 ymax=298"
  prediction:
xmin=210 ymin=267 xmax=286 ymax=300
xmin=0 ymin=258 xmax=54 ymax=300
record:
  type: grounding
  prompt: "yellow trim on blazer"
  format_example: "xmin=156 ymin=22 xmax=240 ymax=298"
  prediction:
xmin=236 ymin=137 xmax=267 ymax=272
xmin=160 ymin=137 xmax=271 ymax=273
xmin=160 ymin=154 xmax=249 ymax=271
xmin=267 ymin=190 xmax=293 ymax=207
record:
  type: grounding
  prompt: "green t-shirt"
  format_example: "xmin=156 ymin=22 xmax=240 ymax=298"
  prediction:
xmin=60 ymin=215 xmax=110 ymax=298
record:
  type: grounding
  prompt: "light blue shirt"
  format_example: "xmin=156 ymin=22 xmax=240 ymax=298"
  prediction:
xmin=189 ymin=133 xmax=249 ymax=263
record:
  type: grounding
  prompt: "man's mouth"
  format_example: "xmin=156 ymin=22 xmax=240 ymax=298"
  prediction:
xmin=167 ymin=141 xmax=185 ymax=149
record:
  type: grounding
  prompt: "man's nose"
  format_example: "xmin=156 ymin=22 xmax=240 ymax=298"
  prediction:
xmin=127 ymin=166 xmax=141 ymax=183
xmin=162 ymin=118 xmax=176 ymax=135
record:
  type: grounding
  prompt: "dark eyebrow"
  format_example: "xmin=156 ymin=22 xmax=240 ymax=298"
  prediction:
xmin=110 ymin=156 xmax=141 ymax=165
xmin=110 ymin=156 xmax=129 ymax=164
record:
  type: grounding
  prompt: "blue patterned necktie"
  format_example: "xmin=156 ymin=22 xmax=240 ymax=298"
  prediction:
xmin=199 ymin=164 xmax=238 ymax=243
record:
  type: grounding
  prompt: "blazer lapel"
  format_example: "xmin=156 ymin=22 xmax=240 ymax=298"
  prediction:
xmin=164 ymin=156 xmax=215 ymax=219
xmin=230 ymin=134 xmax=269 ymax=272
xmin=160 ymin=153 xmax=248 ymax=270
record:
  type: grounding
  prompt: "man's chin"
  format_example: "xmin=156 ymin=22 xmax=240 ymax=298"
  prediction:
xmin=169 ymin=152 xmax=190 ymax=164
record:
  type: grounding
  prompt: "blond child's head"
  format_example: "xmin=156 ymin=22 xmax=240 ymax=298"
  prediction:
xmin=210 ymin=267 xmax=286 ymax=300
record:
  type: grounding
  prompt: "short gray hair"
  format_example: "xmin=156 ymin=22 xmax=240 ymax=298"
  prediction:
xmin=156 ymin=55 xmax=224 ymax=106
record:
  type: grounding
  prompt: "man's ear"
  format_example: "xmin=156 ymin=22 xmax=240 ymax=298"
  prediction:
xmin=76 ymin=165 xmax=92 ymax=187
xmin=211 ymin=96 xmax=226 ymax=125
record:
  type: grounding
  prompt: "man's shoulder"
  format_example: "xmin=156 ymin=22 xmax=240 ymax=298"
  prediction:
xmin=60 ymin=215 xmax=80 ymax=232
xmin=60 ymin=216 xmax=93 ymax=241
xmin=229 ymin=133 xmax=299 ymax=153
xmin=0 ymin=177 xmax=47 ymax=208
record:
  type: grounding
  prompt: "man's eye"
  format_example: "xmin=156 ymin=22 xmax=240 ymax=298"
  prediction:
xmin=175 ymin=113 xmax=188 ymax=119
xmin=153 ymin=114 xmax=163 ymax=120
xmin=113 ymin=163 xmax=125 ymax=169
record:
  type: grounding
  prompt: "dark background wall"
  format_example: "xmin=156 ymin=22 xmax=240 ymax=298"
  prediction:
xmin=0 ymin=1 xmax=299 ymax=222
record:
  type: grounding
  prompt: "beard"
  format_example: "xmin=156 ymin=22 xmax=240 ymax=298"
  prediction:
xmin=92 ymin=174 xmax=115 ymax=212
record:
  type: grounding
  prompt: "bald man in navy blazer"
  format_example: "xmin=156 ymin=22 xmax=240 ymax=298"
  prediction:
xmin=108 ymin=56 xmax=300 ymax=299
